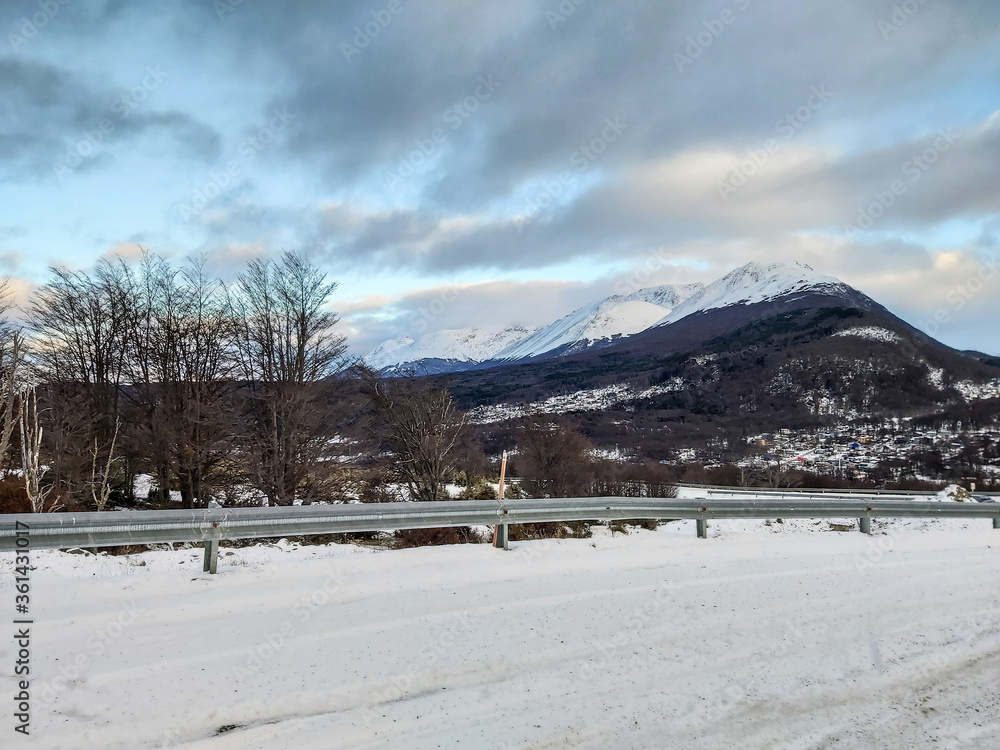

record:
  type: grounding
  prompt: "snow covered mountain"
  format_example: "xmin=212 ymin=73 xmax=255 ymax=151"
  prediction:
xmin=655 ymin=261 xmax=857 ymax=326
xmin=364 ymin=325 xmax=535 ymax=373
xmin=493 ymin=284 xmax=702 ymax=362
xmin=364 ymin=263 xmax=869 ymax=373
xmin=622 ymin=283 xmax=704 ymax=310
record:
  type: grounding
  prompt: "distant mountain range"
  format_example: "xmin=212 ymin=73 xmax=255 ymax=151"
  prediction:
xmin=359 ymin=260 xmax=1000 ymax=463
xmin=365 ymin=325 xmax=536 ymax=374
xmin=364 ymin=262 xmax=872 ymax=373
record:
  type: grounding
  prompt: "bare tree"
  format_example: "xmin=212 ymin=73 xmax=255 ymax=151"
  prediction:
xmin=20 ymin=388 xmax=55 ymax=512
xmin=28 ymin=261 xmax=134 ymax=501
xmin=362 ymin=370 xmax=466 ymax=502
xmin=228 ymin=252 xmax=349 ymax=505
xmin=89 ymin=419 xmax=120 ymax=512
xmin=125 ymin=254 xmax=237 ymax=507
xmin=169 ymin=260 xmax=239 ymax=507
xmin=0 ymin=278 xmax=25 ymax=473
xmin=19 ymin=252 xmax=354 ymax=508
xmin=0 ymin=329 xmax=23 ymax=472
xmin=516 ymin=416 xmax=594 ymax=498
xmin=452 ymin=430 xmax=489 ymax=490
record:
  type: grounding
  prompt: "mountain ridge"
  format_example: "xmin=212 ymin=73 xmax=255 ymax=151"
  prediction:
xmin=363 ymin=262 xmax=876 ymax=373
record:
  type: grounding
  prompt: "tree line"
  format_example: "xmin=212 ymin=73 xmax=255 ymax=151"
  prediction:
xmin=1 ymin=251 xmax=359 ymax=510
xmin=1 ymin=250 xmax=677 ymax=515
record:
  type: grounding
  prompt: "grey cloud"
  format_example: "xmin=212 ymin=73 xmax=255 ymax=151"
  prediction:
xmin=342 ymin=277 xmax=603 ymax=355
xmin=0 ymin=225 xmax=25 ymax=241
xmin=206 ymin=0 xmax=1000 ymax=210
xmin=0 ymin=250 xmax=22 ymax=272
xmin=188 ymin=111 xmax=1000 ymax=283
xmin=0 ymin=58 xmax=220 ymax=182
xmin=4 ymin=0 xmax=1000 ymax=354
xmin=151 ymin=0 xmax=1000 ymax=270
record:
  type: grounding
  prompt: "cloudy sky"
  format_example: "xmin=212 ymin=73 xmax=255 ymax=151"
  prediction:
xmin=2 ymin=0 xmax=999 ymax=355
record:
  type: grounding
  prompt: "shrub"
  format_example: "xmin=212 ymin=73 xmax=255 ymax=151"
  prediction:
xmin=0 ymin=480 xmax=30 ymax=513
xmin=394 ymin=526 xmax=485 ymax=548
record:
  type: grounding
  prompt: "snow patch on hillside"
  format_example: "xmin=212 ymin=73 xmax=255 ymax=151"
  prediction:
xmin=469 ymin=379 xmax=687 ymax=424
xmin=954 ymin=378 xmax=1000 ymax=401
xmin=833 ymin=326 xmax=901 ymax=344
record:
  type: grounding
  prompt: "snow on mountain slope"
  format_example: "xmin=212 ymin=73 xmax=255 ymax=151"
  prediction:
xmin=833 ymin=326 xmax=902 ymax=344
xmin=364 ymin=263 xmax=861 ymax=370
xmin=493 ymin=284 xmax=700 ymax=361
xmin=657 ymin=261 xmax=853 ymax=326
xmin=365 ymin=325 xmax=535 ymax=370
xmin=624 ymin=283 xmax=704 ymax=309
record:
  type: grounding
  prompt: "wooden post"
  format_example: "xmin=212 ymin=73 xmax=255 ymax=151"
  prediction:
xmin=493 ymin=451 xmax=509 ymax=550
xmin=497 ymin=450 xmax=507 ymax=503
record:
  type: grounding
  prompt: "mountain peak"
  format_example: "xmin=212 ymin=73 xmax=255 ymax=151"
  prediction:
xmin=718 ymin=260 xmax=834 ymax=287
xmin=493 ymin=283 xmax=701 ymax=362
xmin=363 ymin=262 xmax=868 ymax=372
xmin=364 ymin=325 xmax=535 ymax=371
xmin=622 ymin=283 xmax=705 ymax=308
xmin=656 ymin=261 xmax=852 ymax=326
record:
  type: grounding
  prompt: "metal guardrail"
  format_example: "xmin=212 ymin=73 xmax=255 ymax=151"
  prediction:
xmin=677 ymin=483 xmax=1000 ymax=498
xmin=2 ymin=495 xmax=998 ymax=573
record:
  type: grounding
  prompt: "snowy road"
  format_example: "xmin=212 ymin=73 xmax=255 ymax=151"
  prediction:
xmin=3 ymin=519 xmax=1000 ymax=749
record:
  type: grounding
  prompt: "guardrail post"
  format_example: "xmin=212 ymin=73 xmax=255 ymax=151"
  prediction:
xmin=994 ymin=518 xmax=1000 ymax=530
xmin=696 ymin=518 xmax=708 ymax=539
xmin=493 ymin=523 xmax=509 ymax=550
xmin=859 ymin=517 xmax=871 ymax=535
xmin=203 ymin=539 xmax=219 ymax=574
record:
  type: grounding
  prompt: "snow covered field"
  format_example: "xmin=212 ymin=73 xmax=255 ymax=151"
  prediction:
xmin=4 ymin=519 xmax=1000 ymax=749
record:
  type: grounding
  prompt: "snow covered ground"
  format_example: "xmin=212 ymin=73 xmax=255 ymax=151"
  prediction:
xmin=3 ymin=519 xmax=1000 ymax=749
